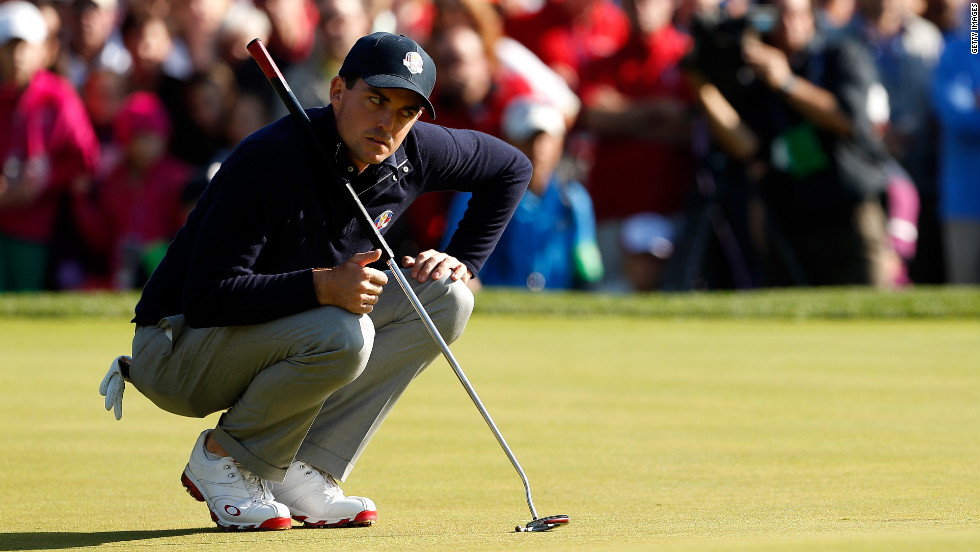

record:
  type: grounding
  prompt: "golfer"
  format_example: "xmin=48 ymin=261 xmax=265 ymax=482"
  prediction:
xmin=99 ymin=32 xmax=531 ymax=531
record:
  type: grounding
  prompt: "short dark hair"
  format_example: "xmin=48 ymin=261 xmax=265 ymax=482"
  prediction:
xmin=338 ymin=72 xmax=360 ymax=90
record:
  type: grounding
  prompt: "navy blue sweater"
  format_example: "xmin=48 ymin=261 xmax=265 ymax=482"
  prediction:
xmin=133 ymin=107 xmax=531 ymax=328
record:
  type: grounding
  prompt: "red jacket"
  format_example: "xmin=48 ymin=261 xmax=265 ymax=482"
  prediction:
xmin=579 ymin=27 xmax=696 ymax=220
xmin=505 ymin=0 xmax=629 ymax=87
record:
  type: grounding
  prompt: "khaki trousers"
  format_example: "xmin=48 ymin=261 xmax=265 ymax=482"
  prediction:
xmin=129 ymin=269 xmax=474 ymax=482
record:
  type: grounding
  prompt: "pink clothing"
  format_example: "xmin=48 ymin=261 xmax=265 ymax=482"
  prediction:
xmin=579 ymin=27 xmax=695 ymax=221
xmin=114 ymin=92 xmax=173 ymax=147
xmin=73 ymin=155 xmax=191 ymax=284
xmin=0 ymin=71 xmax=100 ymax=243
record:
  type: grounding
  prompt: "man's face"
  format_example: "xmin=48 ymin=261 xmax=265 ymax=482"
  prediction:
xmin=774 ymin=0 xmax=815 ymax=54
xmin=0 ymin=39 xmax=46 ymax=88
xmin=126 ymin=18 xmax=172 ymax=72
xmin=71 ymin=0 xmax=117 ymax=52
xmin=857 ymin=0 xmax=904 ymax=20
xmin=516 ymin=131 xmax=564 ymax=195
xmin=330 ymin=76 xmax=424 ymax=172
xmin=624 ymin=0 xmax=675 ymax=35
xmin=431 ymin=26 xmax=491 ymax=107
xmin=173 ymin=0 xmax=232 ymax=36
xmin=318 ymin=0 xmax=371 ymax=61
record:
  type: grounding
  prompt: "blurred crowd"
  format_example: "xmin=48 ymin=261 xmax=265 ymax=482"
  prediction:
xmin=0 ymin=0 xmax=977 ymax=293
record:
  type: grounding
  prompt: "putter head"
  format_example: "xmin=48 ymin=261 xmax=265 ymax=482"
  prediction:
xmin=516 ymin=514 xmax=570 ymax=532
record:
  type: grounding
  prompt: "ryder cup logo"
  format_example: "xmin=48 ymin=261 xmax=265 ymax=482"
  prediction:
xmin=403 ymin=51 xmax=424 ymax=74
xmin=374 ymin=210 xmax=393 ymax=230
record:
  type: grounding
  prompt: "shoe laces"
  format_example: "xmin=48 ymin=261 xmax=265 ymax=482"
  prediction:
xmin=235 ymin=462 xmax=274 ymax=502
xmin=296 ymin=463 xmax=343 ymax=498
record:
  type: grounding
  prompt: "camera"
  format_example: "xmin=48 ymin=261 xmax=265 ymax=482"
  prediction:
xmin=684 ymin=6 xmax=778 ymax=109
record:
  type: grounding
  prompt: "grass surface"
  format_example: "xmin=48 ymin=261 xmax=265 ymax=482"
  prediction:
xmin=0 ymin=290 xmax=978 ymax=551
xmin=1 ymin=286 xmax=978 ymax=319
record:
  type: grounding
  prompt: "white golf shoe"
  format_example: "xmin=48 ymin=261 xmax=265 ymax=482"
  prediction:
xmin=180 ymin=431 xmax=292 ymax=531
xmin=270 ymin=461 xmax=377 ymax=528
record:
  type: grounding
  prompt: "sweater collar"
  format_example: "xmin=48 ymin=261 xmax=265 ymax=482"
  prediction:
xmin=320 ymin=105 xmax=406 ymax=182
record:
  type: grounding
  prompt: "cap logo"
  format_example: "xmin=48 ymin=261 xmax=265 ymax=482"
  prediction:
xmin=402 ymin=51 xmax=424 ymax=75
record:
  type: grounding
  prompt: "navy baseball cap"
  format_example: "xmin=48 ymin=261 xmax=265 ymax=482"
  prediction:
xmin=340 ymin=32 xmax=437 ymax=119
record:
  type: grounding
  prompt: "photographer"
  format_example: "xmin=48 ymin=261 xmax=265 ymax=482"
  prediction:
xmin=686 ymin=0 xmax=892 ymax=287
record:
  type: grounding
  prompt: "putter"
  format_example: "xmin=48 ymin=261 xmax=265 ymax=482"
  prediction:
xmin=247 ymin=38 xmax=568 ymax=533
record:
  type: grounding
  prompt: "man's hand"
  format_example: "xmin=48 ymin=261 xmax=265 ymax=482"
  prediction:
xmin=313 ymin=250 xmax=389 ymax=313
xmin=0 ymin=157 xmax=49 ymax=208
xmin=742 ymin=38 xmax=794 ymax=91
xmin=742 ymin=37 xmax=852 ymax=137
xmin=402 ymin=249 xmax=472 ymax=283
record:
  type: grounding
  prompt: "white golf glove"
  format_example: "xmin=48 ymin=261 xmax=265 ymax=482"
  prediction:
xmin=99 ymin=356 xmax=131 ymax=420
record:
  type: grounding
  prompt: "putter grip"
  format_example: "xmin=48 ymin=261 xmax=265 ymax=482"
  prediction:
xmin=246 ymin=38 xmax=283 ymax=85
xmin=247 ymin=38 xmax=309 ymax=124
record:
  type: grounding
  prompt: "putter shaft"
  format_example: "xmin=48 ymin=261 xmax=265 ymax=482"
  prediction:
xmin=386 ymin=258 xmax=540 ymax=521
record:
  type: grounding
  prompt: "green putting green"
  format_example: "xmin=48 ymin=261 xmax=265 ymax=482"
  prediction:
xmin=1 ymin=289 xmax=977 ymax=551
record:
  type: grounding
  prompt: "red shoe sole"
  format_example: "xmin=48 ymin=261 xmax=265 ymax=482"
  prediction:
xmin=181 ymin=470 xmax=292 ymax=531
xmin=295 ymin=509 xmax=378 ymax=528
xmin=181 ymin=472 xmax=206 ymax=502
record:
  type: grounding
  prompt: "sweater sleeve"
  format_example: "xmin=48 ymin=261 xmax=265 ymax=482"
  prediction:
xmin=415 ymin=125 xmax=532 ymax=276
xmin=180 ymin=140 xmax=320 ymax=328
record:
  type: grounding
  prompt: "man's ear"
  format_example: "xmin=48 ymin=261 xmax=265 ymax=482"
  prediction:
xmin=329 ymin=76 xmax=345 ymax=106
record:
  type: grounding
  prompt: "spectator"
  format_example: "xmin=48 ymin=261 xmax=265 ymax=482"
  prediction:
xmin=216 ymin=0 xmax=273 ymax=98
xmin=496 ymin=0 xmax=540 ymax=18
xmin=443 ymin=98 xmax=603 ymax=291
xmin=36 ymin=0 xmax=68 ymax=75
xmin=122 ymin=0 xmax=172 ymax=19
xmin=0 ymin=1 xmax=100 ymax=291
xmin=169 ymin=0 xmax=231 ymax=77
xmin=816 ymin=0 xmax=857 ymax=32
xmin=174 ymin=62 xmax=239 ymax=169
xmin=577 ymin=0 xmax=696 ymax=292
xmin=923 ymin=0 xmax=967 ymax=32
xmin=674 ymin=0 xmax=722 ymax=32
xmin=369 ymin=0 xmax=436 ymax=39
xmin=122 ymin=11 xmax=178 ymax=94
xmin=225 ymin=89 xmax=272 ymax=148
xmin=427 ymin=24 xmax=531 ymax=137
xmin=494 ymin=30 xmax=581 ymax=127
xmin=434 ymin=0 xmax=581 ymax=126
xmin=64 ymin=0 xmax=131 ymax=89
xmin=930 ymin=0 xmax=980 ymax=283
xmin=121 ymin=11 xmax=199 ymax=165
xmin=82 ymin=68 xmax=126 ymax=140
xmin=845 ymin=0 xmax=945 ymax=284
xmin=254 ymin=0 xmax=320 ymax=67
xmin=504 ymin=0 xmax=630 ymax=89
xmin=82 ymin=67 xmax=128 ymax=174
xmin=72 ymin=91 xmax=192 ymax=289
xmin=689 ymin=0 xmax=892 ymax=286
xmin=276 ymin=0 xmax=373 ymax=119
